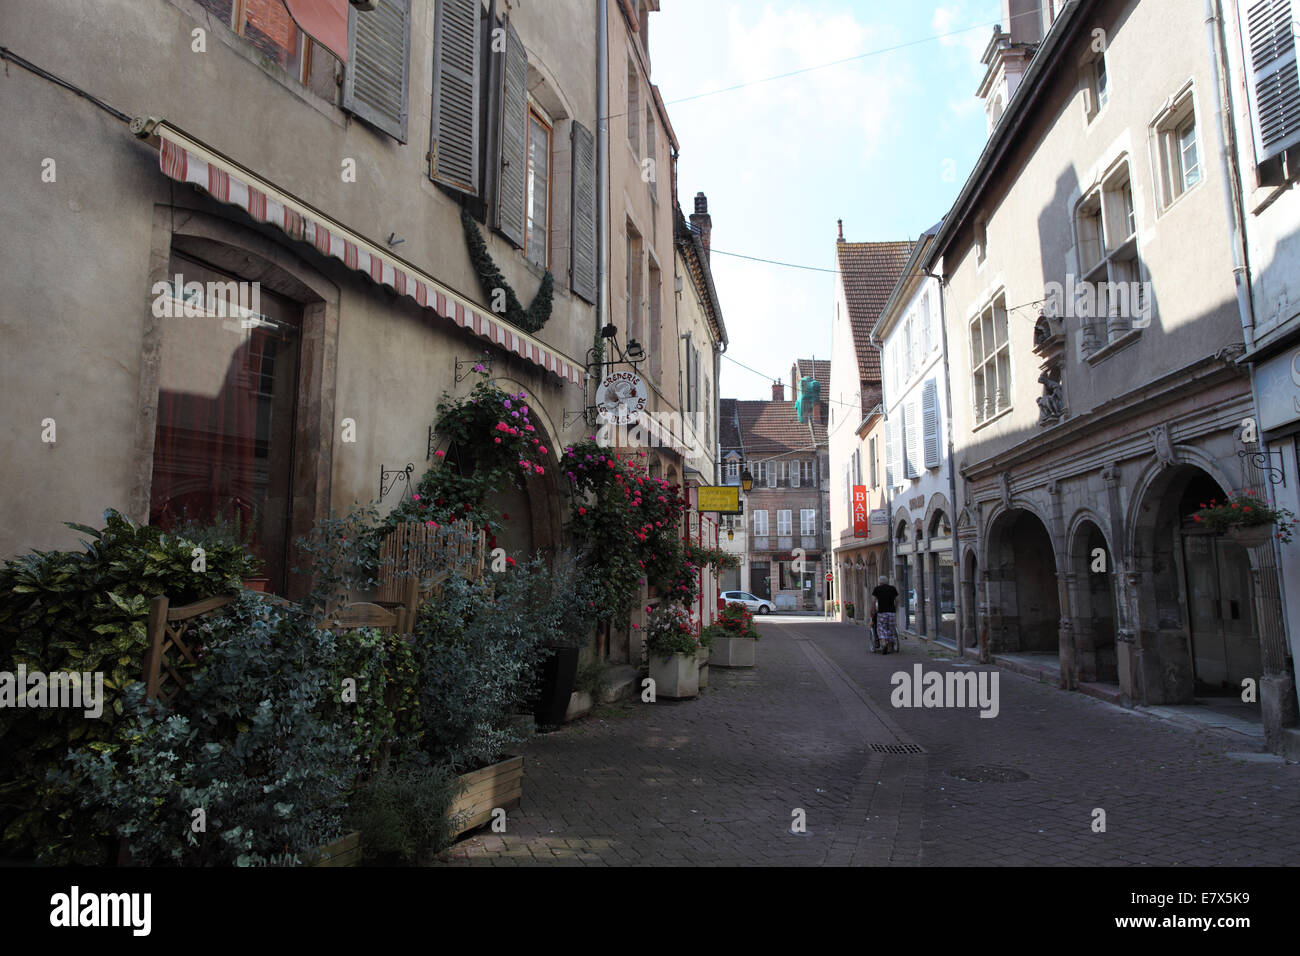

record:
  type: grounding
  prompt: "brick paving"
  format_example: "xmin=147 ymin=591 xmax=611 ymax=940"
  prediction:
xmin=437 ymin=618 xmax=1300 ymax=866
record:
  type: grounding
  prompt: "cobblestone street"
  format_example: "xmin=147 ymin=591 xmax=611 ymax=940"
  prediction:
xmin=441 ymin=617 xmax=1300 ymax=866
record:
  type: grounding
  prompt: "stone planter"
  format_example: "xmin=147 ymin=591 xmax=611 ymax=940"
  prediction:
xmin=1227 ymin=524 xmax=1275 ymax=549
xmin=710 ymin=635 xmax=756 ymax=668
xmin=648 ymin=652 xmax=699 ymax=699
xmin=697 ymin=647 xmax=710 ymax=689
xmin=449 ymin=755 xmax=524 ymax=839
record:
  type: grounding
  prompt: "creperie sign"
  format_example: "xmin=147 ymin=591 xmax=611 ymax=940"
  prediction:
xmin=851 ymin=485 xmax=870 ymax=537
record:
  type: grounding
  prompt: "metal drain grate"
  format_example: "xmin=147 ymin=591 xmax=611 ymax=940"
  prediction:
xmin=869 ymin=742 xmax=925 ymax=755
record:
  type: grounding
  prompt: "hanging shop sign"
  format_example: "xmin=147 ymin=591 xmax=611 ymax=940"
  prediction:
xmin=697 ymin=485 xmax=742 ymax=514
xmin=595 ymin=370 xmax=648 ymax=425
xmin=851 ymin=485 xmax=871 ymax=537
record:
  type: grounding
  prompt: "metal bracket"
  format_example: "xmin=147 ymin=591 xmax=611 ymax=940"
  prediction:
xmin=563 ymin=407 xmax=597 ymax=429
xmin=1239 ymin=447 xmax=1286 ymax=488
xmin=380 ymin=463 xmax=414 ymax=502
xmin=427 ymin=425 xmax=438 ymax=462
xmin=455 ymin=354 xmax=492 ymax=384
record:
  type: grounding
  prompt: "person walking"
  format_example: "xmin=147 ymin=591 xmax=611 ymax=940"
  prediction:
xmin=871 ymin=576 xmax=899 ymax=653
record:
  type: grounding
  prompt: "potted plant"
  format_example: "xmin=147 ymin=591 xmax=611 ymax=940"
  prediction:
xmin=644 ymin=603 xmax=701 ymax=699
xmin=705 ymin=601 xmax=760 ymax=668
xmin=1191 ymin=491 xmax=1297 ymax=548
xmin=520 ymin=554 xmax=598 ymax=730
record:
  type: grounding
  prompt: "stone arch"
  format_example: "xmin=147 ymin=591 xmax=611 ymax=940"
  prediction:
xmin=924 ymin=492 xmax=953 ymax=544
xmin=1127 ymin=459 xmax=1257 ymax=704
xmin=984 ymin=505 xmax=1060 ymax=655
xmin=980 ymin=497 xmax=1060 ymax=570
xmin=1067 ymin=510 xmax=1119 ymax=684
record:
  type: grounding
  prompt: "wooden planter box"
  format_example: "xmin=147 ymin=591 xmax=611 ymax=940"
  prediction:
xmin=710 ymin=636 xmax=756 ymax=668
xmin=648 ymin=652 xmax=699 ymax=699
xmin=311 ymin=830 xmax=362 ymax=867
xmin=449 ymin=755 xmax=524 ymax=839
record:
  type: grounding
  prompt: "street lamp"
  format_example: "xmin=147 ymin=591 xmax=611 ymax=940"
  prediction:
xmin=740 ymin=467 xmax=754 ymax=492
xmin=727 ymin=527 xmax=735 ymax=541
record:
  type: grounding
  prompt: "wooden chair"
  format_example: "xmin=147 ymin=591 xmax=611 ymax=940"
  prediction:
xmin=143 ymin=595 xmax=234 ymax=704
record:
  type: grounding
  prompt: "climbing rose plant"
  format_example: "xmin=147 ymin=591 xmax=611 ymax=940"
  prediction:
xmin=563 ymin=438 xmax=693 ymax=623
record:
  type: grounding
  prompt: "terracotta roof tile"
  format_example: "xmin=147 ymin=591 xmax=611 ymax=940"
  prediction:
xmin=733 ymin=400 xmax=827 ymax=458
xmin=836 ymin=240 xmax=912 ymax=390
xmin=793 ymin=358 xmax=831 ymax=397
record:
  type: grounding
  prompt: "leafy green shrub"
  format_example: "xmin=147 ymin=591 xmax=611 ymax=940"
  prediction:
xmin=344 ymin=762 xmax=464 ymax=864
xmin=413 ymin=570 xmax=547 ymax=773
xmin=644 ymin=604 xmax=700 ymax=661
xmin=54 ymin=593 xmax=356 ymax=866
xmin=574 ymin=655 xmax=610 ymax=700
xmin=329 ymin=627 xmax=421 ymax=774
xmin=0 ymin=509 xmax=258 ymax=862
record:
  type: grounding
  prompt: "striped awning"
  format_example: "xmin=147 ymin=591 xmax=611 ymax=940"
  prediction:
xmin=138 ymin=120 xmax=585 ymax=386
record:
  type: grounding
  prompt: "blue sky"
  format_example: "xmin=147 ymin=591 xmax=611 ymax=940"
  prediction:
xmin=649 ymin=0 xmax=1001 ymax=401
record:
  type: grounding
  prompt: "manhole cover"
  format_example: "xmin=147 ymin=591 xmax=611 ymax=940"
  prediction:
xmin=949 ymin=766 xmax=1029 ymax=782
xmin=869 ymin=742 xmax=925 ymax=755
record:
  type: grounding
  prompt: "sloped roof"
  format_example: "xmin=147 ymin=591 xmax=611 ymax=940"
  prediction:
xmin=793 ymin=358 xmax=831 ymax=396
xmin=734 ymin=400 xmax=828 ymax=458
xmin=836 ymin=240 xmax=913 ymax=385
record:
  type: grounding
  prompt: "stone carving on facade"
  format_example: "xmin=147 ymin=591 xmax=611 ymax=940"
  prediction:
xmin=1032 ymin=312 xmax=1067 ymax=427
xmin=1100 ymin=462 xmax=1118 ymax=485
xmin=1000 ymin=471 xmax=1012 ymax=510
xmin=1046 ymin=479 xmax=1059 ymax=497
xmin=1149 ymin=423 xmax=1177 ymax=469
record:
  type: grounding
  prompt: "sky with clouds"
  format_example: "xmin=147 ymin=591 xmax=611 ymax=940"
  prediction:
xmin=648 ymin=0 xmax=1001 ymax=401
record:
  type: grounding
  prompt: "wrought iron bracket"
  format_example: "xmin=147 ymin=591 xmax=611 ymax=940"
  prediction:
xmin=455 ymin=354 xmax=492 ymax=383
xmin=563 ymin=406 xmax=597 ymax=429
xmin=1239 ymin=447 xmax=1286 ymax=488
xmin=380 ymin=463 xmax=414 ymax=502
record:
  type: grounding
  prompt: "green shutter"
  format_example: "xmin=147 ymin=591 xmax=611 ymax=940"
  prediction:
xmin=430 ymin=0 xmax=481 ymax=194
xmin=343 ymin=0 xmax=411 ymax=143
xmin=570 ymin=121 xmax=597 ymax=302
xmin=494 ymin=21 xmax=527 ymax=246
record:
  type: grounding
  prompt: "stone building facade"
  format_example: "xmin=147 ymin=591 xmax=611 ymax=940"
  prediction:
xmin=929 ymin=0 xmax=1286 ymax=737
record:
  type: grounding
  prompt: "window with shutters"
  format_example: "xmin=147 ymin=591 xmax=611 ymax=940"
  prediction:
xmin=1242 ymin=0 xmax=1300 ymax=173
xmin=801 ymin=509 xmax=816 ymax=536
xmin=922 ymin=378 xmax=941 ymax=469
xmin=1153 ymin=87 xmax=1201 ymax=210
xmin=903 ymin=318 xmax=914 ymax=382
xmin=493 ymin=22 xmax=529 ymax=247
xmin=790 ymin=458 xmax=801 ymax=488
xmin=197 ymin=0 xmax=311 ymax=82
xmin=903 ymin=402 xmax=920 ymax=479
xmin=429 ymin=0 xmax=478 ymax=189
xmin=777 ymin=510 xmax=793 ymax=536
xmin=868 ymin=437 xmax=877 ymax=489
xmin=525 ymin=109 xmax=552 ymax=269
xmin=970 ymin=293 xmax=1011 ymax=425
xmin=649 ymin=261 xmax=662 ymax=380
xmin=626 ymin=221 xmax=643 ymax=343
xmin=570 ymin=122 xmax=597 ymax=302
xmin=646 ymin=104 xmax=658 ymax=199
xmin=885 ymin=417 xmax=896 ymax=486
xmin=766 ymin=461 xmax=777 ymax=488
xmin=627 ymin=58 xmax=641 ymax=155
xmin=802 ymin=460 xmax=815 ymax=486
xmin=921 ymin=292 xmax=933 ymax=355
xmin=752 ymin=510 xmax=769 ymax=537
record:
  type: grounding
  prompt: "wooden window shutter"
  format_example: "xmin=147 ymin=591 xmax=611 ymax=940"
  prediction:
xmin=570 ymin=121 xmax=597 ymax=302
xmin=885 ymin=416 xmax=895 ymax=486
xmin=429 ymin=0 xmax=481 ymax=193
xmin=494 ymin=21 xmax=528 ymax=246
xmin=343 ymin=0 xmax=412 ymax=143
xmin=904 ymin=403 xmax=919 ymax=479
xmin=868 ymin=437 xmax=877 ymax=489
xmin=922 ymin=378 xmax=941 ymax=468
xmin=1244 ymin=0 xmax=1300 ymax=162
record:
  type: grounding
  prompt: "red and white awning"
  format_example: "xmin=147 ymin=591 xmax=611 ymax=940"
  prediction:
xmin=143 ymin=121 xmax=585 ymax=386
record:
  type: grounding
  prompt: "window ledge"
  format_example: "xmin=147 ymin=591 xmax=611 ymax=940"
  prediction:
xmin=1156 ymin=177 xmax=1204 ymax=217
xmin=971 ymin=405 xmax=1014 ymax=433
xmin=1084 ymin=327 xmax=1143 ymax=365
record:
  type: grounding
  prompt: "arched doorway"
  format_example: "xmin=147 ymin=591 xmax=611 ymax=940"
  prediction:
xmin=985 ymin=508 xmax=1059 ymax=655
xmin=1133 ymin=466 xmax=1259 ymax=703
xmin=927 ymin=509 xmax=956 ymax=641
xmin=895 ymin=519 xmax=913 ymax=631
xmin=963 ymin=546 xmax=980 ymax=652
xmin=1070 ymin=519 xmax=1118 ymax=684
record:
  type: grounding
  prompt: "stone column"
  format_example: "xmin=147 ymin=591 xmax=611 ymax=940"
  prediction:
xmin=1115 ymin=569 xmax=1144 ymax=706
xmin=1062 ymin=570 xmax=1088 ymax=686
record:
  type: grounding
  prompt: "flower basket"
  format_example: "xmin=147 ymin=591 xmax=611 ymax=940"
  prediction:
xmin=1191 ymin=491 xmax=1297 ymax=545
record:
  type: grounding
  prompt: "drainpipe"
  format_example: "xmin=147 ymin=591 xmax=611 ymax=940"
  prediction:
xmin=869 ymin=323 xmax=893 ymax=610
xmin=928 ymin=269 xmax=964 ymax=657
xmin=596 ymin=0 xmax=609 ymax=660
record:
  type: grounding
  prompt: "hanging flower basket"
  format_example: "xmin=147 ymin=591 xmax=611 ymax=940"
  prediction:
xmin=1191 ymin=490 xmax=1297 ymax=545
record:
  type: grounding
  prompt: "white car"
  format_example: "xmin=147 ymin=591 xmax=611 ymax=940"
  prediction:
xmin=721 ymin=591 xmax=774 ymax=614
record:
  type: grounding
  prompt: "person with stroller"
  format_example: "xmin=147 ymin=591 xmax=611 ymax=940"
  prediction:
xmin=871 ymin=575 xmax=900 ymax=654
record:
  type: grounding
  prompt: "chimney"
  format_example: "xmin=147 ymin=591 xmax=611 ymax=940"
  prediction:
xmin=811 ymin=402 xmax=823 ymax=425
xmin=690 ymin=192 xmax=712 ymax=262
xmin=837 ymin=219 xmax=844 ymax=242
xmin=772 ymin=379 xmax=784 ymax=402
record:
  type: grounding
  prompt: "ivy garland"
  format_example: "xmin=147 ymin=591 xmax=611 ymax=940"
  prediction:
xmin=461 ymin=207 xmax=554 ymax=334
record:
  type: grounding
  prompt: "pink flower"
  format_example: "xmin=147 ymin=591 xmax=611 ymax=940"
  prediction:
xmin=495 ymin=437 xmax=502 ymax=444
xmin=536 ymin=467 xmax=545 ymax=475
xmin=578 ymin=507 xmax=587 ymax=515
xmin=434 ymin=450 xmax=445 ymax=458
xmin=412 ymin=494 xmax=420 ymax=501
xmin=425 ymin=521 xmax=438 ymax=528
xmin=539 ymin=446 xmax=547 ymax=455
